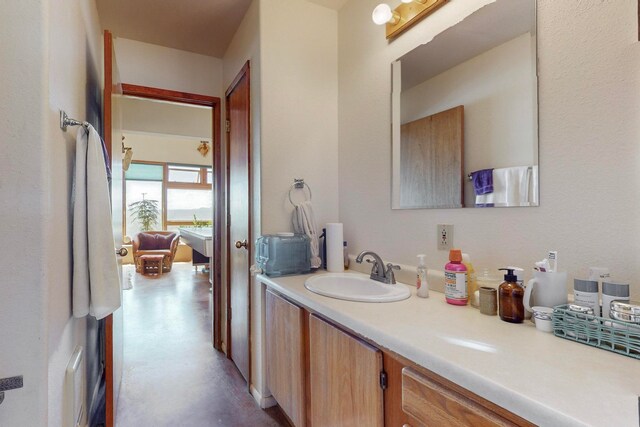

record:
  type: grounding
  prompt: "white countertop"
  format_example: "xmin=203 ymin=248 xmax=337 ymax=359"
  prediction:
xmin=258 ymin=271 xmax=640 ymax=427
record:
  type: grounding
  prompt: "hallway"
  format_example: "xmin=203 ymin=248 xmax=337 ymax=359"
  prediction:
xmin=116 ymin=263 xmax=288 ymax=427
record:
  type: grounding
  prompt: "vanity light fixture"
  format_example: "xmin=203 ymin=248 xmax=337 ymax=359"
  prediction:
xmin=372 ymin=4 xmax=400 ymax=25
xmin=372 ymin=0 xmax=449 ymax=40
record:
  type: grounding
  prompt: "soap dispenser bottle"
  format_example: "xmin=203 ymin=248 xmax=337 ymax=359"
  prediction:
xmin=498 ymin=268 xmax=524 ymax=323
xmin=416 ymin=254 xmax=429 ymax=298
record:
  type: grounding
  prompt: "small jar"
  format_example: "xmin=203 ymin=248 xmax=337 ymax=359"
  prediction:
xmin=479 ymin=287 xmax=497 ymax=316
xmin=602 ymin=282 xmax=630 ymax=319
xmin=573 ymin=279 xmax=600 ymax=317
xmin=609 ymin=301 xmax=640 ymax=324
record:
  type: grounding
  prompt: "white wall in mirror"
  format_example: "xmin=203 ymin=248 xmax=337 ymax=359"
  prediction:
xmin=391 ymin=0 xmax=539 ymax=209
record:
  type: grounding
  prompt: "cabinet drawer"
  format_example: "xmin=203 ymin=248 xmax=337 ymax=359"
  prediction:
xmin=402 ymin=367 xmax=520 ymax=427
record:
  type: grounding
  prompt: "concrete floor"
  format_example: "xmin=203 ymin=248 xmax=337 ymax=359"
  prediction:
xmin=116 ymin=263 xmax=289 ymax=427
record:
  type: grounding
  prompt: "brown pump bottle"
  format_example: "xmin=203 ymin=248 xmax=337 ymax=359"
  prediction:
xmin=498 ymin=268 xmax=524 ymax=323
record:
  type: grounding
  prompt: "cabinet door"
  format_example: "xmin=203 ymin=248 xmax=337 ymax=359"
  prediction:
xmin=265 ymin=290 xmax=306 ymax=427
xmin=402 ymin=367 xmax=523 ymax=427
xmin=309 ymin=314 xmax=384 ymax=427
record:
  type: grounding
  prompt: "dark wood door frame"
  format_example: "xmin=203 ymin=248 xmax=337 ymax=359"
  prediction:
xmin=225 ymin=61 xmax=252 ymax=388
xmin=104 ymin=29 xmax=116 ymax=427
xmin=120 ymin=83 xmax=224 ymax=351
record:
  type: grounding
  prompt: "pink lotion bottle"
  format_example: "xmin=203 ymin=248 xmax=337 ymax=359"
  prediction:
xmin=445 ymin=249 xmax=468 ymax=305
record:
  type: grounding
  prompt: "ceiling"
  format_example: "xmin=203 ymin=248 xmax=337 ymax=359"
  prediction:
xmin=307 ymin=0 xmax=348 ymax=10
xmin=96 ymin=0 xmax=252 ymax=57
xmin=96 ymin=0 xmax=347 ymax=58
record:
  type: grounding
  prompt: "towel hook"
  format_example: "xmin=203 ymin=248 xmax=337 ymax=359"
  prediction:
xmin=288 ymin=179 xmax=312 ymax=206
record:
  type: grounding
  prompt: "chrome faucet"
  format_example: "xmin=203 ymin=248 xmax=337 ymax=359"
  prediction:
xmin=355 ymin=250 xmax=401 ymax=285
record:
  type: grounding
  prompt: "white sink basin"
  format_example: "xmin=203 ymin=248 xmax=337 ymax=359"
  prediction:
xmin=304 ymin=273 xmax=411 ymax=303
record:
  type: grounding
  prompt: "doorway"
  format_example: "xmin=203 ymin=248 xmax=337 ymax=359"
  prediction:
xmin=120 ymin=84 xmax=224 ymax=349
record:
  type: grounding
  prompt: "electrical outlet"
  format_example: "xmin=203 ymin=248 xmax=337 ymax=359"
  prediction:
xmin=437 ymin=224 xmax=453 ymax=250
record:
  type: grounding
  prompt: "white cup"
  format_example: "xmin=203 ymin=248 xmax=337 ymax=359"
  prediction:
xmin=532 ymin=306 xmax=554 ymax=333
xmin=524 ymin=270 xmax=568 ymax=312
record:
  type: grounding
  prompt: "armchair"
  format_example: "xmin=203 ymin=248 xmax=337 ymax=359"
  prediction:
xmin=132 ymin=231 xmax=179 ymax=273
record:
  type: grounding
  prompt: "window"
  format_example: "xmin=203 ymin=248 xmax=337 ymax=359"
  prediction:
xmin=167 ymin=188 xmax=213 ymax=223
xmin=167 ymin=164 xmax=213 ymax=185
xmin=168 ymin=165 xmax=202 ymax=183
xmin=124 ymin=163 xmax=164 ymax=238
xmin=123 ymin=162 xmax=213 ymax=239
xmin=166 ymin=164 xmax=213 ymax=228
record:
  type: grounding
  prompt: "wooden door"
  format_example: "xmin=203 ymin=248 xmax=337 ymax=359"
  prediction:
xmin=265 ymin=290 xmax=306 ymax=427
xmin=226 ymin=62 xmax=251 ymax=382
xmin=400 ymin=105 xmax=464 ymax=208
xmin=309 ymin=314 xmax=384 ymax=427
xmin=104 ymin=30 xmax=125 ymax=427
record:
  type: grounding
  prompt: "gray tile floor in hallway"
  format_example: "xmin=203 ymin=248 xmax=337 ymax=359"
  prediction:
xmin=116 ymin=263 xmax=289 ymax=427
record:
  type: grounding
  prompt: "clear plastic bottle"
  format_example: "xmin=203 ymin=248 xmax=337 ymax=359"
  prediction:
xmin=462 ymin=253 xmax=478 ymax=307
xmin=416 ymin=254 xmax=429 ymax=298
xmin=445 ymin=249 xmax=468 ymax=305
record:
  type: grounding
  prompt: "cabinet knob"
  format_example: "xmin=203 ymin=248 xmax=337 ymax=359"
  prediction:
xmin=235 ymin=240 xmax=248 ymax=250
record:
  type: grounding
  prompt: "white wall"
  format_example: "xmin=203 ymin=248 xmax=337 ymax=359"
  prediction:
xmin=114 ymin=38 xmax=223 ymax=97
xmin=1 ymin=0 xmax=103 ymax=426
xmin=47 ymin=2 xmax=104 ymax=427
xmin=400 ymin=33 xmax=537 ymax=207
xmin=0 ymin=1 xmax=49 ymax=425
xmin=260 ymin=0 xmax=340 ymax=234
xmin=339 ymin=0 xmax=640 ymax=297
xmin=401 ymin=32 xmax=536 ymax=170
xmin=126 ymin=133 xmax=212 ymax=165
xmin=121 ymin=97 xmax=213 ymax=139
xmin=256 ymin=0 xmax=339 ymax=402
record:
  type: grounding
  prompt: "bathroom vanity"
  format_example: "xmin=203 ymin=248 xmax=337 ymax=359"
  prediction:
xmin=259 ymin=272 xmax=639 ymax=427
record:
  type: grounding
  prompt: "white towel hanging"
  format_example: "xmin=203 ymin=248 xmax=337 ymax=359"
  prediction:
xmin=292 ymin=200 xmax=321 ymax=269
xmin=72 ymin=125 xmax=121 ymax=319
xmin=475 ymin=166 xmax=532 ymax=207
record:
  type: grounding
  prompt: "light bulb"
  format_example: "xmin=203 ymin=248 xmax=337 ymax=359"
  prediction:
xmin=372 ymin=4 xmax=393 ymax=25
xmin=401 ymin=0 xmax=413 ymax=3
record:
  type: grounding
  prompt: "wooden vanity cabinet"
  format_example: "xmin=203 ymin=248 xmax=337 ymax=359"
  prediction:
xmin=264 ymin=286 xmax=533 ymax=427
xmin=265 ymin=290 xmax=385 ymax=427
xmin=265 ymin=290 xmax=307 ymax=427
xmin=308 ymin=314 xmax=384 ymax=427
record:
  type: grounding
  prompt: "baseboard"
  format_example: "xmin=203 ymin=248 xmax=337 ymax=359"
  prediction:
xmin=250 ymin=385 xmax=277 ymax=409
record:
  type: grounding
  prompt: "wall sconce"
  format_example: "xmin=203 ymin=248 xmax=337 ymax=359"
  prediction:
xmin=122 ymin=136 xmax=133 ymax=171
xmin=372 ymin=0 xmax=449 ymax=40
xmin=197 ymin=141 xmax=210 ymax=157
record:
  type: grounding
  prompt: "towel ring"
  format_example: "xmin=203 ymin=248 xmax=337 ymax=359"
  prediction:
xmin=288 ymin=179 xmax=312 ymax=206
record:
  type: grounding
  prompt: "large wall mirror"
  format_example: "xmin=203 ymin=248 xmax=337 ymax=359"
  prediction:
xmin=391 ymin=0 xmax=538 ymax=209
